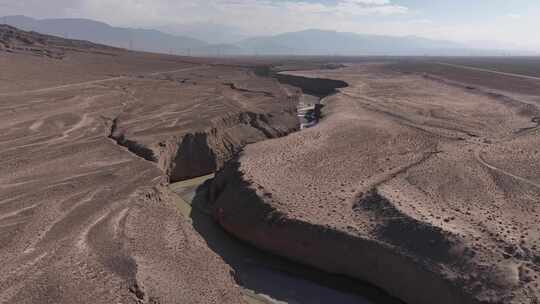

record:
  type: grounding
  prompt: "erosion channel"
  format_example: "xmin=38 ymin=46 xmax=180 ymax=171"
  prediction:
xmin=168 ymin=67 xmax=401 ymax=304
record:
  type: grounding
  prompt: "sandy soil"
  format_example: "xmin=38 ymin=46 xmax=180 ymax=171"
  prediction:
xmin=0 ymin=26 xmax=300 ymax=304
xmin=210 ymin=63 xmax=540 ymax=304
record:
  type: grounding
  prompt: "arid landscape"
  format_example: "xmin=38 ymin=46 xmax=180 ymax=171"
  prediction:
xmin=1 ymin=22 xmax=540 ymax=304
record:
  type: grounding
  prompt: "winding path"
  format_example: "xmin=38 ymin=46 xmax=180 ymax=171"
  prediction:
xmin=475 ymin=148 xmax=540 ymax=190
xmin=435 ymin=62 xmax=540 ymax=81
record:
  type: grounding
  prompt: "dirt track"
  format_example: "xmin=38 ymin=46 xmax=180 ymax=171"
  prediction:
xmin=434 ymin=62 xmax=540 ymax=81
xmin=475 ymin=148 xmax=540 ymax=190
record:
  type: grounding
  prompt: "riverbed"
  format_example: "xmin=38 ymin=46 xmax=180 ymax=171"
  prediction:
xmin=169 ymin=175 xmax=401 ymax=304
xmin=298 ymin=94 xmax=321 ymax=129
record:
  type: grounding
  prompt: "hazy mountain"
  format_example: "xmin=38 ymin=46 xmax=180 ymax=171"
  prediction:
xmin=1 ymin=17 xmax=526 ymax=56
xmin=156 ymin=22 xmax=250 ymax=44
xmin=463 ymin=40 xmax=539 ymax=54
xmin=191 ymin=43 xmax=247 ymax=57
xmin=236 ymin=29 xmax=472 ymax=56
xmin=1 ymin=15 xmax=208 ymax=55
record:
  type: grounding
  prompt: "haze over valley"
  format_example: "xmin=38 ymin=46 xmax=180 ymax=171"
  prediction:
xmin=2 ymin=15 xmax=536 ymax=56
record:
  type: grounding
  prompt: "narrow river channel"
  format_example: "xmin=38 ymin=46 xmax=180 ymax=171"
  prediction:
xmin=297 ymin=94 xmax=321 ymax=129
xmin=169 ymin=174 xmax=401 ymax=304
xmin=170 ymin=169 xmax=401 ymax=304
xmin=168 ymin=72 xmax=402 ymax=304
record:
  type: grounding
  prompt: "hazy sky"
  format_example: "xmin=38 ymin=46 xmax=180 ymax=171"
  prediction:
xmin=1 ymin=0 xmax=540 ymax=49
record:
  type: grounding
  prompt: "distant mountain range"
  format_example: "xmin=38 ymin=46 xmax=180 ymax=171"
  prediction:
xmin=237 ymin=29 xmax=470 ymax=56
xmin=0 ymin=15 xmax=529 ymax=56
xmin=156 ymin=22 xmax=250 ymax=45
xmin=1 ymin=15 xmax=207 ymax=55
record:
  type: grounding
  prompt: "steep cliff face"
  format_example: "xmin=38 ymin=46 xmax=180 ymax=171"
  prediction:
xmin=274 ymin=73 xmax=348 ymax=98
xmin=255 ymin=65 xmax=349 ymax=97
xmin=163 ymin=110 xmax=299 ymax=182
xmin=111 ymin=108 xmax=299 ymax=183
xmin=208 ymin=163 xmax=474 ymax=304
xmin=110 ymin=66 xmax=349 ymax=183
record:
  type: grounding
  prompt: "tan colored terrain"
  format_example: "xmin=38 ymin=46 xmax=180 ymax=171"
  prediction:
xmin=0 ymin=26 xmax=301 ymax=304
xmin=210 ymin=63 xmax=540 ymax=304
xmin=4 ymin=24 xmax=540 ymax=304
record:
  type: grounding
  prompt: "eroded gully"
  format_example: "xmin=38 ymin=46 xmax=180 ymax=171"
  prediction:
xmin=167 ymin=68 xmax=403 ymax=304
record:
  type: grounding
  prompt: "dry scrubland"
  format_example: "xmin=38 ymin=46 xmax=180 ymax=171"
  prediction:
xmin=210 ymin=64 xmax=540 ymax=304
xmin=1 ymin=24 xmax=540 ymax=304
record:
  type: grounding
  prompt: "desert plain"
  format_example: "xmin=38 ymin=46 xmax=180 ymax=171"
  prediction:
xmin=1 ymin=25 xmax=539 ymax=304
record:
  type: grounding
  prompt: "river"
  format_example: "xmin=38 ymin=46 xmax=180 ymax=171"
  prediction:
xmin=169 ymin=174 xmax=401 ymax=304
